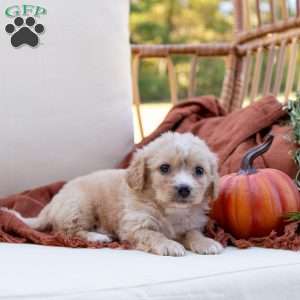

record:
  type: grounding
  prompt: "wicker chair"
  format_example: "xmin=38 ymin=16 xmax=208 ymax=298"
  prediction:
xmin=131 ymin=0 xmax=300 ymax=138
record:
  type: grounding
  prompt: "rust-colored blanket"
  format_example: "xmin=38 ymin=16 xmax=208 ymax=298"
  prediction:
xmin=0 ymin=95 xmax=299 ymax=250
xmin=0 ymin=182 xmax=129 ymax=249
xmin=120 ymin=95 xmax=297 ymax=178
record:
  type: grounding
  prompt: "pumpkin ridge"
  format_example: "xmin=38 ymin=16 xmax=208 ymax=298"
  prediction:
xmin=233 ymin=175 xmax=244 ymax=237
xmin=258 ymin=172 xmax=280 ymax=235
xmin=245 ymin=174 xmax=255 ymax=237
xmin=237 ymin=174 xmax=252 ymax=237
xmin=269 ymin=170 xmax=300 ymax=212
xmin=247 ymin=174 xmax=264 ymax=237
xmin=278 ymin=171 xmax=300 ymax=210
xmin=263 ymin=170 xmax=284 ymax=214
xmin=224 ymin=176 xmax=239 ymax=235
xmin=258 ymin=171 xmax=282 ymax=233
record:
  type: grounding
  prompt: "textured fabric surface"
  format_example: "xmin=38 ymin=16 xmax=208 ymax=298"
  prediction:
xmin=1 ymin=244 xmax=300 ymax=300
xmin=120 ymin=95 xmax=297 ymax=179
xmin=0 ymin=0 xmax=133 ymax=196
xmin=206 ymin=219 xmax=300 ymax=251
xmin=0 ymin=182 xmax=129 ymax=249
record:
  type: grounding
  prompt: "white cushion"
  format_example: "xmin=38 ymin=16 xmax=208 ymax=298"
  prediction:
xmin=1 ymin=244 xmax=300 ymax=299
xmin=0 ymin=0 xmax=133 ymax=195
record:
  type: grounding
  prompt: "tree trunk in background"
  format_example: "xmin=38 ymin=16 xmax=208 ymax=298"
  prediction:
xmin=164 ymin=0 xmax=176 ymax=43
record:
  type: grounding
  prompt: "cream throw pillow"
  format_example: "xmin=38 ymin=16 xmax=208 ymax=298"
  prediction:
xmin=0 ymin=0 xmax=133 ymax=195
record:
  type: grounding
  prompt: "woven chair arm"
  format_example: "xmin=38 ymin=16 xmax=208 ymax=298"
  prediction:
xmin=131 ymin=43 xmax=233 ymax=58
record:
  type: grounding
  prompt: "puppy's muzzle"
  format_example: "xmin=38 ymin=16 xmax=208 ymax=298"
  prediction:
xmin=175 ymin=184 xmax=191 ymax=200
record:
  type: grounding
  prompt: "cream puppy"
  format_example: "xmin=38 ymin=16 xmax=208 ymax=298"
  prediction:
xmin=12 ymin=132 xmax=223 ymax=256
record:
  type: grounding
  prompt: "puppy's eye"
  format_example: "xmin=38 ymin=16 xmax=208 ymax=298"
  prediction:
xmin=195 ymin=166 xmax=204 ymax=176
xmin=160 ymin=164 xmax=171 ymax=174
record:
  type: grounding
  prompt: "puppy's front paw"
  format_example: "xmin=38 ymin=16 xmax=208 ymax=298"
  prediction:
xmin=190 ymin=237 xmax=223 ymax=255
xmin=152 ymin=239 xmax=186 ymax=257
xmin=86 ymin=232 xmax=113 ymax=243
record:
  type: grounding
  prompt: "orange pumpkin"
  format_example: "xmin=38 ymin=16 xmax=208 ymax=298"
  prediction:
xmin=212 ymin=135 xmax=300 ymax=238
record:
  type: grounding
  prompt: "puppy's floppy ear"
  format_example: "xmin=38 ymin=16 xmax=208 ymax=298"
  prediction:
xmin=126 ymin=149 xmax=147 ymax=192
xmin=206 ymin=153 xmax=220 ymax=201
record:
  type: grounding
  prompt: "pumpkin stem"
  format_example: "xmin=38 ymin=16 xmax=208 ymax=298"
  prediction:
xmin=239 ymin=134 xmax=274 ymax=175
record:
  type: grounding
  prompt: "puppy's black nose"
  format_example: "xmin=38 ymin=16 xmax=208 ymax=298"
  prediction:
xmin=176 ymin=185 xmax=191 ymax=198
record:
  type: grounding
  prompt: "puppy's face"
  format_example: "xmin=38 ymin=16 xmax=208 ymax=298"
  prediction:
xmin=127 ymin=132 xmax=219 ymax=209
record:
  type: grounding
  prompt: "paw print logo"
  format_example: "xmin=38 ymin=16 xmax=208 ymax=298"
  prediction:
xmin=5 ymin=17 xmax=45 ymax=48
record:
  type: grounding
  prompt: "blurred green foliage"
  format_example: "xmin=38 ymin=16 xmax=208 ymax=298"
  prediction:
xmin=130 ymin=0 xmax=233 ymax=102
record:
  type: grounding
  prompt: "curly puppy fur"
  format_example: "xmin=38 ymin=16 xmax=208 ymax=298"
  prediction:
xmin=13 ymin=132 xmax=223 ymax=256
